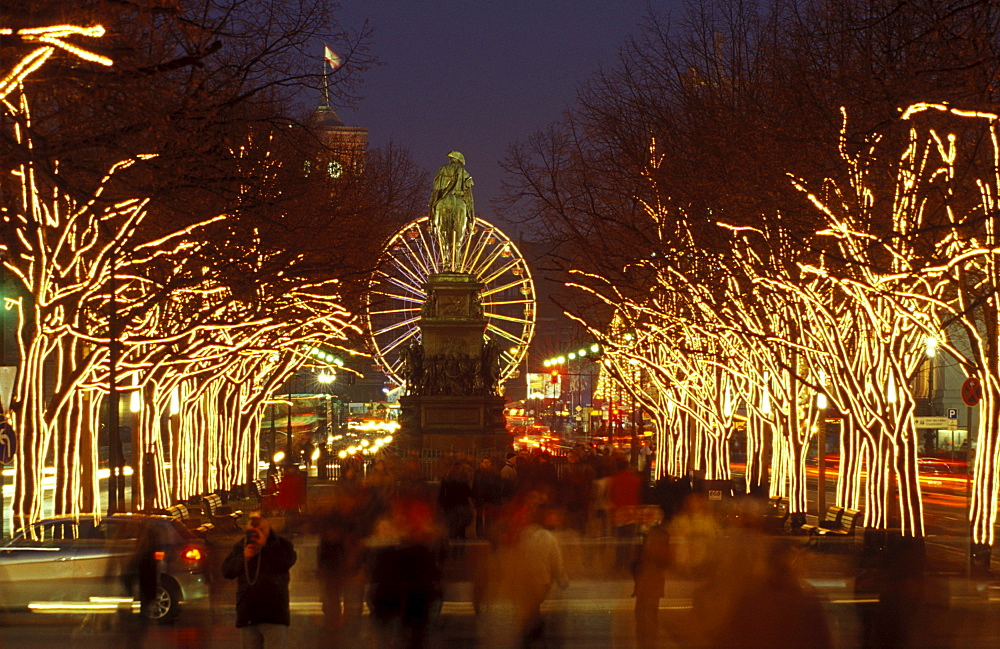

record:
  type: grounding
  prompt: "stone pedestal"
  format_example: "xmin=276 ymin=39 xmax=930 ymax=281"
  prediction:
xmin=420 ymin=273 xmax=486 ymax=357
xmin=397 ymin=272 xmax=511 ymax=455
xmin=398 ymin=394 xmax=509 ymax=454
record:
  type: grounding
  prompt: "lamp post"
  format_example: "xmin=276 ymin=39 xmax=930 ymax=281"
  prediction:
xmin=316 ymin=370 xmax=335 ymax=480
xmin=286 ymin=372 xmax=294 ymax=467
xmin=107 ymin=245 xmax=122 ymax=515
xmin=816 ymin=391 xmax=828 ymax=517
xmin=269 ymin=401 xmax=277 ymax=479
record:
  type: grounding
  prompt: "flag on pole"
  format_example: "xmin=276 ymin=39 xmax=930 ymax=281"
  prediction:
xmin=324 ymin=45 xmax=342 ymax=70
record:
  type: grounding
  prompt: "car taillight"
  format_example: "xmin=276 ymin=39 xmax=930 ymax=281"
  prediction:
xmin=154 ymin=551 xmax=166 ymax=561
xmin=182 ymin=546 xmax=202 ymax=562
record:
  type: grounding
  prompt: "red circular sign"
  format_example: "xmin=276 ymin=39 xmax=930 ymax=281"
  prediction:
xmin=962 ymin=377 xmax=982 ymax=407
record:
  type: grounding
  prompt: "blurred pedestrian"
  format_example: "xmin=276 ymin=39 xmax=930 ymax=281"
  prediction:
xmin=222 ymin=511 xmax=298 ymax=649
xmin=692 ymin=533 xmax=830 ymax=649
xmin=398 ymin=455 xmax=433 ymax=501
xmin=109 ymin=522 xmax=158 ymax=648
xmin=609 ymin=453 xmax=641 ymax=569
xmin=560 ymin=448 xmax=594 ymax=536
xmin=633 ymin=518 xmax=671 ymax=649
xmin=301 ymin=440 xmax=315 ymax=470
xmin=530 ymin=452 xmax=559 ymax=493
xmin=367 ymin=497 xmax=445 ymax=649
xmin=438 ymin=461 xmax=474 ymax=540
xmin=339 ymin=459 xmax=364 ymax=489
xmin=669 ymin=494 xmax=720 ymax=579
xmin=365 ymin=458 xmax=397 ymax=519
xmin=277 ymin=464 xmax=307 ymax=534
xmin=500 ymin=452 xmax=519 ymax=503
xmin=472 ymin=456 xmax=503 ymax=540
xmin=492 ymin=498 xmax=569 ymax=648
xmin=121 ymin=523 xmax=159 ymax=619
xmin=638 ymin=441 xmax=655 ymax=484
xmin=856 ymin=535 xmax=926 ymax=649
xmin=317 ymin=491 xmax=368 ymax=638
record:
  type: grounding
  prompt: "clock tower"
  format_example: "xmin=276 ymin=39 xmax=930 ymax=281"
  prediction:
xmin=311 ymin=103 xmax=368 ymax=177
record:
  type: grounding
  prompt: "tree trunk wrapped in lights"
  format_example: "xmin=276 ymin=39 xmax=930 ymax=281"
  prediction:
xmin=567 ymin=128 xmax=939 ymax=534
xmin=1 ymin=32 xmax=361 ymax=524
xmin=792 ymin=103 xmax=1000 ymax=557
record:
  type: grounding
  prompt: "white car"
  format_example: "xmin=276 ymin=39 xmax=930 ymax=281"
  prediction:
xmin=0 ymin=513 xmax=209 ymax=622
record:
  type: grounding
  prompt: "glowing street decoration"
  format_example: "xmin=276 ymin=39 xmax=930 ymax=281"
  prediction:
xmin=797 ymin=103 xmax=1000 ymax=546
xmin=0 ymin=25 xmax=361 ymax=524
xmin=0 ymin=25 xmax=111 ymax=102
xmin=564 ymin=130 xmax=942 ymax=536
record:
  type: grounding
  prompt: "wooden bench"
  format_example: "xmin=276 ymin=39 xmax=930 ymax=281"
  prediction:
xmin=764 ymin=496 xmax=790 ymax=533
xmin=247 ymin=478 xmax=279 ymax=512
xmin=202 ymin=493 xmax=243 ymax=530
xmin=816 ymin=507 xmax=862 ymax=538
xmin=801 ymin=505 xmax=844 ymax=536
xmin=165 ymin=503 xmax=213 ymax=535
xmin=250 ymin=478 xmax=277 ymax=501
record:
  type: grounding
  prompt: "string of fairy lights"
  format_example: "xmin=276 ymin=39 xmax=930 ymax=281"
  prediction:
xmin=8 ymin=24 xmax=1000 ymax=551
xmin=572 ymin=111 xmax=1000 ymax=543
xmin=0 ymin=25 xmax=358 ymax=525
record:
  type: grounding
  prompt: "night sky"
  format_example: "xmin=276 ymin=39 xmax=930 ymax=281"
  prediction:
xmin=334 ymin=1 xmax=680 ymax=225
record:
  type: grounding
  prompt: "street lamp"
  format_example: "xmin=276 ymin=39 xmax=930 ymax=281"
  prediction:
xmin=816 ymin=389 xmax=828 ymax=516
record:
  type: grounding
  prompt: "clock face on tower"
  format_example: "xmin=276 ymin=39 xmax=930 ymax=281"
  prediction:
xmin=327 ymin=160 xmax=343 ymax=178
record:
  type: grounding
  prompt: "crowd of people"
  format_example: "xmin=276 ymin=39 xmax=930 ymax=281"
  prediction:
xmin=218 ymin=443 xmax=839 ymax=649
xmin=290 ymin=444 xmax=649 ymax=648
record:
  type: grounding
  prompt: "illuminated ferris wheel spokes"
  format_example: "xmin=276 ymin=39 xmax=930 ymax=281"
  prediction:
xmin=367 ymin=217 xmax=536 ymax=385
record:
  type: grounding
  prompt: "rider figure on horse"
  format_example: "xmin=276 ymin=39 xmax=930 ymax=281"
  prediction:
xmin=429 ymin=151 xmax=475 ymax=265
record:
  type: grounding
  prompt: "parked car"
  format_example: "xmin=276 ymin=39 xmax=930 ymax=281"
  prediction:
xmin=0 ymin=513 xmax=209 ymax=622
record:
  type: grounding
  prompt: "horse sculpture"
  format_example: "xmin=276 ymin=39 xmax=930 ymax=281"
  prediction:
xmin=429 ymin=151 xmax=474 ymax=268
xmin=432 ymin=193 xmax=470 ymax=264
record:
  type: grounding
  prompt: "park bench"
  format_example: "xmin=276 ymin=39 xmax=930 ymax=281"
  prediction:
xmin=164 ymin=503 xmax=213 ymax=535
xmin=801 ymin=505 xmax=844 ymax=536
xmin=248 ymin=478 xmax=278 ymax=511
xmin=815 ymin=507 xmax=862 ymax=539
xmin=764 ymin=496 xmax=791 ymax=533
xmin=202 ymin=493 xmax=243 ymax=530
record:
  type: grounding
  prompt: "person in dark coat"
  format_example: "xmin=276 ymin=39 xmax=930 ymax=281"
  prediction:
xmin=222 ymin=511 xmax=298 ymax=649
xmin=500 ymin=451 xmax=519 ymax=503
xmin=317 ymin=488 xmax=369 ymax=635
xmin=437 ymin=461 xmax=474 ymax=540
xmin=633 ymin=520 xmax=671 ymax=649
xmin=471 ymin=456 xmax=503 ymax=540
xmin=367 ymin=497 xmax=445 ymax=649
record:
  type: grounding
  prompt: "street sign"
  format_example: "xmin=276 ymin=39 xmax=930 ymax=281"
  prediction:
xmin=914 ymin=416 xmax=958 ymax=430
xmin=0 ymin=420 xmax=16 ymax=464
xmin=947 ymin=408 xmax=958 ymax=419
xmin=962 ymin=377 xmax=982 ymax=407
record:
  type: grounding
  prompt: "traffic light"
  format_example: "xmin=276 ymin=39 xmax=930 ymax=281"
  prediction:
xmin=610 ymin=405 xmax=621 ymax=423
xmin=550 ymin=369 xmax=559 ymax=384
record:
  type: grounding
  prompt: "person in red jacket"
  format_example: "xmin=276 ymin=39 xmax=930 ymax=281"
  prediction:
xmin=609 ymin=453 xmax=642 ymax=571
xmin=276 ymin=464 xmax=306 ymax=534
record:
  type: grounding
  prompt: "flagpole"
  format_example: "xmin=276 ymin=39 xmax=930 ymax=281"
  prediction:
xmin=322 ymin=55 xmax=330 ymax=107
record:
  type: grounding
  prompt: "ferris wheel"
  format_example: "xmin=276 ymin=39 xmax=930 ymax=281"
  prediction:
xmin=366 ymin=216 xmax=536 ymax=386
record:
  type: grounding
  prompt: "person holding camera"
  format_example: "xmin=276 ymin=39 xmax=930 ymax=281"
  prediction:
xmin=222 ymin=511 xmax=298 ymax=649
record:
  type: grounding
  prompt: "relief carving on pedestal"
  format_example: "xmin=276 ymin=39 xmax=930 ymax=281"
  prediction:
xmin=437 ymin=294 xmax=468 ymax=317
xmin=399 ymin=337 xmax=504 ymax=398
